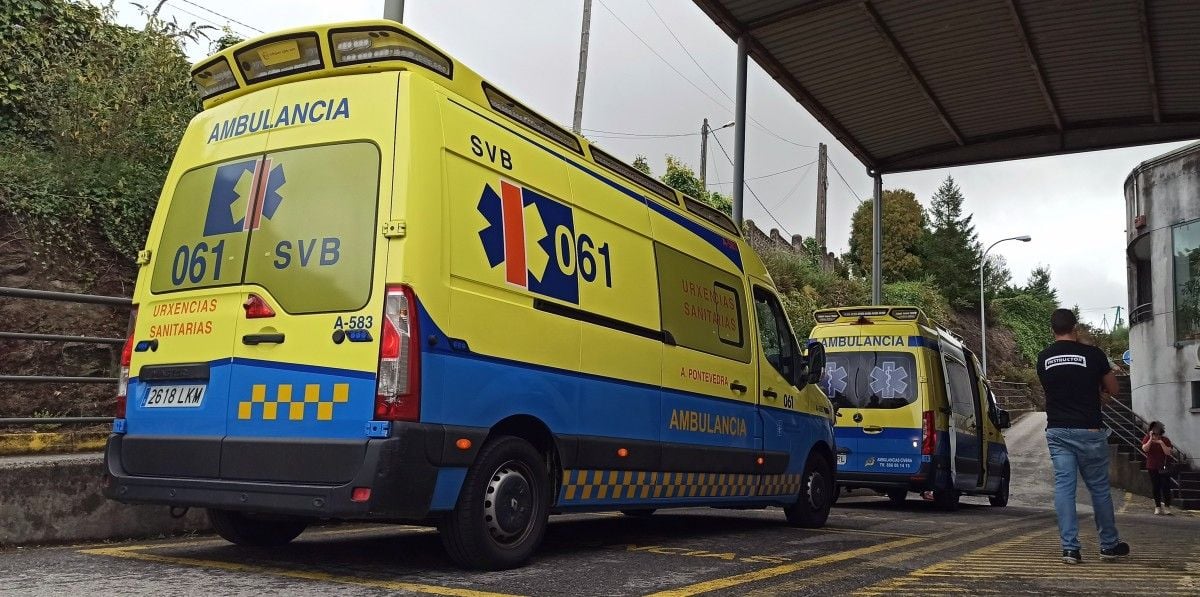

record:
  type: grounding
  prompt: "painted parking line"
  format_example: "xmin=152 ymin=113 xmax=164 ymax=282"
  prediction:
xmin=643 ymin=535 xmax=925 ymax=597
xmin=854 ymin=523 xmax=1200 ymax=596
xmin=79 ymin=544 xmax=519 ymax=597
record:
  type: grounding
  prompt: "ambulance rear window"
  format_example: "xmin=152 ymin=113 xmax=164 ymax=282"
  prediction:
xmin=821 ymin=352 xmax=917 ymax=409
xmin=150 ymin=142 xmax=379 ymax=313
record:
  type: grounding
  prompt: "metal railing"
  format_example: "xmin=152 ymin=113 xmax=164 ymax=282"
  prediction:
xmin=988 ymin=380 xmax=1033 ymax=411
xmin=0 ymin=286 xmax=129 ymax=426
xmin=1130 ymin=302 xmax=1153 ymax=325
xmin=1101 ymin=395 xmax=1189 ymax=491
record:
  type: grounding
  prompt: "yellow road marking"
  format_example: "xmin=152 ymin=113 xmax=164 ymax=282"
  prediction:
xmin=815 ymin=527 xmax=927 ymax=539
xmin=85 ymin=524 xmax=427 ymax=552
xmin=1118 ymin=490 xmax=1133 ymax=514
xmin=644 ymin=535 xmax=924 ymax=597
xmin=80 ymin=544 xmax=519 ymax=597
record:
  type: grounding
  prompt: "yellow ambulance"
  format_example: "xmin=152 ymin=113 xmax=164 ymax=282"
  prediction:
xmin=103 ymin=20 xmax=836 ymax=569
xmin=809 ymin=307 xmax=1012 ymax=510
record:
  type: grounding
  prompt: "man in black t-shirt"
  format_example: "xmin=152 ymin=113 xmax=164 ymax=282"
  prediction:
xmin=1036 ymin=309 xmax=1128 ymax=565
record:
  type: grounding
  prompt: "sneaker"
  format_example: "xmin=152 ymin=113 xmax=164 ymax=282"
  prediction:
xmin=1163 ymin=506 xmax=1173 ymax=515
xmin=1155 ymin=506 xmax=1163 ymax=515
xmin=1062 ymin=549 xmax=1082 ymax=564
xmin=1099 ymin=542 xmax=1130 ymax=561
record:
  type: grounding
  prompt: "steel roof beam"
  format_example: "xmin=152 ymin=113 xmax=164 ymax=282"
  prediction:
xmin=860 ymin=1 xmax=964 ymax=146
xmin=1005 ymin=0 xmax=1063 ymax=132
xmin=1136 ymin=0 xmax=1161 ymax=124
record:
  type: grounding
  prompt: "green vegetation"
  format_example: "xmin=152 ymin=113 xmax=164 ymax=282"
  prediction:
xmin=0 ymin=0 xmax=203 ymax=261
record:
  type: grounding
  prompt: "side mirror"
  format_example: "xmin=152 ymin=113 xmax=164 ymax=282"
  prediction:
xmin=997 ymin=409 xmax=1011 ymax=429
xmin=804 ymin=340 xmax=826 ymax=386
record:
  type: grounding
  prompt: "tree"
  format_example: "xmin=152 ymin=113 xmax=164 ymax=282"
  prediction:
xmin=1024 ymin=265 xmax=1058 ymax=303
xmin=924 ymin=175 xmax=982 ymax=309
xmin=644 ymin=155 xmax=733 ymax=216
xmin=983 ymin=253 xmax=1012 ymax=302
xmin=632 ymin=155 xmax=651 ymax=176
xmin=847 ymin=189 xmax=927 ymax=282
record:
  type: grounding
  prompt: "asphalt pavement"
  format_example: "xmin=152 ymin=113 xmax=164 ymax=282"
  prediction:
xmin=1 ymin=413 xmax=1194 ymax=596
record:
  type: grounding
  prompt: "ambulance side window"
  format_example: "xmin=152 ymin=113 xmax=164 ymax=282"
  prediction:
xmin=753 ymin=287 xmax=798 ymax=384
xmin=655 ymin=243 xmax=750 ymax=363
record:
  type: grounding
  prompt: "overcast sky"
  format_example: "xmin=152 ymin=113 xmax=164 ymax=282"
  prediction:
xmin=111 ymin=0 xmax=1193 ymax=328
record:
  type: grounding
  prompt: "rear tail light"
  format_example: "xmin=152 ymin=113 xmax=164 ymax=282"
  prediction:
xmin=243 ymin=293 xmax=275 ymax=318
xmin=116 ymin=308 xmax=138 ymax=418
xmin=921 ymin=410 xmax=937 ymax=455
xmin=374 ymin=285 xmax=420 ymax=421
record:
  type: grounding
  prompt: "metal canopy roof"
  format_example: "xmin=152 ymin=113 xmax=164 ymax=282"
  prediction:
xmin=692 ymin=0 xmax=1200 ymax=173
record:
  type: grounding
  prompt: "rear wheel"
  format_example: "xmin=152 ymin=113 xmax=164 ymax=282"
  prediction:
xmin=989 ymin=466 xmax=1011 ymax=507
xmin=620 ymin=509 xmax=656 ymax=517
xmin=933 ymin=489 xmax=960 ymax=511
xmin=207 ymin=509 xmax=307 ymax=547
xmin=784 ymin=452 xmax=833 ymax=528
xmin=887 ymin=489 xmax=908 ymax=504
xmin=438 ymin=436 xmax=549 ymax=570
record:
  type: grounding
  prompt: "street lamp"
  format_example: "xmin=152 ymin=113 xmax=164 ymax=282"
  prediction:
xmin=700 ymin=119 xmax=735 ymax=188
xmin=981 ymin=235 xmax=1032 ymax=379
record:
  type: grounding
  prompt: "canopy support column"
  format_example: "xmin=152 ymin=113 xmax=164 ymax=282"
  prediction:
xmin=732 ymin=34 xmax=748 ymax=226
xmin=871 ymin=171 xmax=883 ymax=304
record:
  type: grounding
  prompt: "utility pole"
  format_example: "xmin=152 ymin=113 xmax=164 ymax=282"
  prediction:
xmin=383 ymin=0 xmax=404 ymax=22
xmin=815 ymin=143 xmax=828 ymax=251
xmin=1115 ymin=305 xmax=1123 ymax=328
xmin=572 ymin=0 xmax=593 ymax=134
xmin=700 ymin=118 xmax=709 ymax=188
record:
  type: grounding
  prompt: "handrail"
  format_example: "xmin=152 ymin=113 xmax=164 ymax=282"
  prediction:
xmin=1130 ymin=302 xmax=1153 ymax=325
xmin=1 ymin=287 xmax=131 ymax=425
xmin=1102 ymin=396 xmax=1189 ymax=492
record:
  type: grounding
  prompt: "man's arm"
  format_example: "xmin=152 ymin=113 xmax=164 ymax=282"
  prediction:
xmin=1100 ymin=370 xmax=1119 ymax=398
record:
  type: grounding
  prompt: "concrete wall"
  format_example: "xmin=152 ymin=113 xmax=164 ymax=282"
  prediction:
xmin=1125 ymin=142 xmax=1200 ymax=460
xmin=0 ymin=453 xmax=207 ymax=545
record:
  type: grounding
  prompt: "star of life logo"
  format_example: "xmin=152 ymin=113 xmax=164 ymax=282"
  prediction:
xmin=869 ymin=361 xmax=909 ymax=399
xmin=477 ymin=180 xmax=582 ymax=304
xmin=203 ymin=158 xmax=286 ymax=236
xmin=822 ymin=363 xmax=849 ymax=396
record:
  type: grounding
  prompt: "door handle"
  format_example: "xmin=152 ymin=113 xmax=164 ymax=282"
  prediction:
xmin=863 ymin=425 xmax=884 ymax=434
xmin=729 ymin=381 xmax=748 ymax=393
xmin=242 ymin=333 xmax=285 ymax=345
xmin=762 ymin=389 xmax=778 ymax=399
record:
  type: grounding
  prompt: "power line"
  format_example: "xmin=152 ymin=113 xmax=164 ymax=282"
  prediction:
xmin=597 ymin=0 xmax=815 ymax=151
xmin=640 ymin=0 xmax=816 ymax=150
xmin=827 ymin=157 xmax=864 ymax=202
xmin=706 ymin=159 xmax=818 ymax=185
xmin=161 ymin=1 xmax=254 ymax=38
xmin=709 ymin=131 xmax=792 ymax=237
xmin=582 ymin=127 xmax=700 ymax=138
xmin=175 ymin=0 xmax=264 ymax=33
xmin=770 ymin=161 xmax=816 ymax=210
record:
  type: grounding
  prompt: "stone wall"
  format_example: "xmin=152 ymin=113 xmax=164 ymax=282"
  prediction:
xmin=743 ymin=219 xmax=837 ymax=271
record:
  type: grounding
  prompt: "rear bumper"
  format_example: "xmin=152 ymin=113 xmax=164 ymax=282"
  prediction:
xmin=836 ymin=459 xmax=942 ymax=491
xmin=103 ymin=422 xmax=486 ymax=520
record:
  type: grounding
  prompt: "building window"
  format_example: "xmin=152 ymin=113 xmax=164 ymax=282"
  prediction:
xmin=1174 ymin=220 xmax=1200 ymax=341
xmin=1192 ymin=381 xmax=1200 ymax=410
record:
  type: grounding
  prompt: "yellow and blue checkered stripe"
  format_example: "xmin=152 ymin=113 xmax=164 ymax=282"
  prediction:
xmin=236 ymin=383 xmax=350 ymax=421
xmin=559 ymin=469 xmax=802 ymax=502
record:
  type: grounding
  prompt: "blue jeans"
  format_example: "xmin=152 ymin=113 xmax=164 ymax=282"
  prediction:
xmin=1045 ymin=428 xmax=1121 ymax=551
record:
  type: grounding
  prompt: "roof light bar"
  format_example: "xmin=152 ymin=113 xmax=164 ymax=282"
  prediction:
xmin=235 ymin=33 xmax=323 ymax=84
xmin=191 ymin=57 xmax=238 ymax=99
xmin=839 ymin=308 xmax=888 ymax=318
xmin=814 ymin=311 xmax=839 ymax=323
xmin=330 ymin=27 xmax=452 ymax=77
xmin=890 ymin=308 xmax=920 ymax=320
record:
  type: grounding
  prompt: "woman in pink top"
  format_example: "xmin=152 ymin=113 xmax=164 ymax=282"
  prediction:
xmin=1141 ymin=421 xmax=1174 ymax=515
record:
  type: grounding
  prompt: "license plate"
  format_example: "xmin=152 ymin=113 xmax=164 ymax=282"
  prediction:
xmin=836 ymin=454 xmax=847 ymax=466
xmin=144 ymin=384 xmax=206 ymax=408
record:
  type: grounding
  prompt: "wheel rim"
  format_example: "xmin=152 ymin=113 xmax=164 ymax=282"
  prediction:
xmin=805 ymin=468 xmax=828 ymax=510
xmin=483 ymin=460 xmax=537 ymax=546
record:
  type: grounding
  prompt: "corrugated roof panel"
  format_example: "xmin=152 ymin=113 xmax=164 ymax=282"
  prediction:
xmin=1021 ymin=0 xmax=1153 ymax=123
xmin=1151 ymin=0 xmax=1200 ymax=116
xmin=874 ymin=0 xmax=1053 ymax=139
xmin=692 ymin=0 xmax=1200 ymax=171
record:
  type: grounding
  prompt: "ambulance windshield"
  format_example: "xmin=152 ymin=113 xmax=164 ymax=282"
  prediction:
xmin=821 ymin=352 xmax=917 ymax=409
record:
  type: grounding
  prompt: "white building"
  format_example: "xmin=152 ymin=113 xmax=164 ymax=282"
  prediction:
xmin=1126 ymin=141 xmax=1200 ymax=458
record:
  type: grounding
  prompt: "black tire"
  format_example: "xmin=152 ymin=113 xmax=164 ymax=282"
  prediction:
xmin=207 ymin=509 xmax=307 ymax=547
xmin=933 ymin=489 xmax=960 ymax=511
xmin=989 ymin=466 xmax=1010 ymax=507
xmin=829 ymin=485 xmax=840 ymax=506
xmin=438 ymin=436 xmax=549 ymax=570
xmin=887 ymin=489 xmax=908 ymax=504
xmin=784 ymin=452 xmax=833 ymax=528
xmin=620 ymin=509 xmax=656 ymax=517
